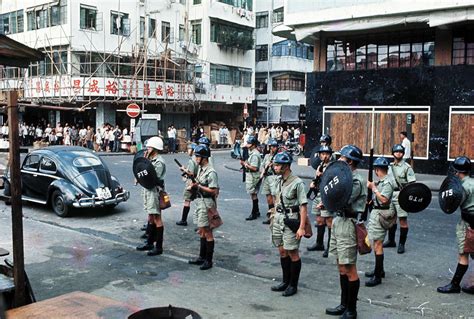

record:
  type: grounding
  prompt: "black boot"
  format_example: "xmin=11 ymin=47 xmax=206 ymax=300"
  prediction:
xmin=148 ymin=226 xmax=163 ymax=256
xmin=342 ymin=279 xmax=359 ymax=319
xmin=200 ymin=240 xmax=214 ymax=270
xmin=323 ymin=228 xmax=331 ymax=258
xmin=140 ymin=222 xmax=153 ymax=239
xmin=307 ymin=225 xmax=325 ymax=251
xmin=383 ymin=224 xmax=397 ymax=248
xmin=246 ymin=198 xmax=260 ymax=220
xmin=271 ymin=256 xmax=291 ymax=292
xmin=176 ymin=206 xmax=190 ymax=226
xmin=325 ymin=274 xmax=348 ymax=315
xmin=366 ymin=254 xmax=383 ymax=287
xmin=136 ymin=225 xmax=155 ymax=251
xmin=189 ymin=237 xmax=206 ymax=265
xmin=437 ymin=263 xmax=468 ymax=293
xmin=282 ymin=259 xmax=301 ymax=297
xmin=461 ymin=285 xmax=474 ymax=294
xmin=398 ymin=227 xmax=408 ymax=254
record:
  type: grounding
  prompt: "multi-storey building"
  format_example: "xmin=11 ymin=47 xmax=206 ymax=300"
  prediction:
xmin=279 ymin=0 xmax=474 ymax=174
xmin=254 ymin=0 xmax=313 ymax=125
xmin=0 ymin=0 xmax=255 ymax=134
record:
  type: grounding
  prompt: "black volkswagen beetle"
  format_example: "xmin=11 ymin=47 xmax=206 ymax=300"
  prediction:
xmin=2 ymin=146 xmax=129 ymax=217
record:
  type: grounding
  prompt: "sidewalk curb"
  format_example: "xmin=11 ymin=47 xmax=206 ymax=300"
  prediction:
xmin=224 ymin=164 xmax=441 ymax=191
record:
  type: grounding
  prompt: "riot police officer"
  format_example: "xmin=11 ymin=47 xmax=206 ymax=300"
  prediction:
xmin=320 ymin=134 xmax=337 ymax=161
xmin=136 ymin=136 xmax=167 ymax=256
xmin=176 ymin=143 xmax=199 ymax=226
xmin=241 ymin=136 xmax=262 ymax=220
xmin=365 ymin=157 xmax=394 ymax=287
xmin=326 ymin=145 xmax=366 ymax=319
xmin=188 ymin=145 xmax=219 ymax=270
xmin=383 ymin=144 xmax=416 ymax=254
xmin=261 ymin=138 xmax=279 ymax=224
xmin=437 ymin=156 xmax=474 ymax=294
xmin=270 ymin=151 xmax=308 ymax=297
xmin=198 ymin=136 xmax=214 ymax=167
xmin=307 ymin=145 xmax=334 ymax=258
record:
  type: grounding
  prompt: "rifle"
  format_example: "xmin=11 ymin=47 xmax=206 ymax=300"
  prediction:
xmin=307 ymin=163 xmax=325 ymax=200
xmin=255 ymin=152 xmax=276 ymax=190
xmin=241 ymin=146 xmax=249 ymax=183
xmin=361 ymin=148 xmax=374 ymax=221
xmin=174 ymin=158 xmax=198 ymax=201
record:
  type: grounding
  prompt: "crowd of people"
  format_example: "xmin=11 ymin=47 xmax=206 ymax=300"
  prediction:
xmin=0 ymin=122 xmax=128 ymax=152
xmin=243 ymin=124 xmax=302 ymax=146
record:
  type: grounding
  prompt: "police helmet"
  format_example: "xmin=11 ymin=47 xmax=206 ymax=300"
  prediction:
xmin=319 ymin=145 xmax=333 ymax=154
xmin=246 ymin=135 xmax=259 ymax=146
xmin=339 ymin=145 xmax=363 ymax=162
xmin=373 ymin=157 xmax=390 ymax=168
xmin=320 ymin=134 xmax=332 ymax=146
xmin=198 ymin=136 xmax=211 ymax=146
xmin=392 ymin=144 xmax=405 ymax=154
xmin=146 ymin=136 xmax=164 ymax=151
xmin=452 ymin=156 xmax=471 ymax=174
xmin=268 ymin=138 xmax=279 ymax=147
xmin=194 ymin=144 xmax=211 ymax=158
xmin=273 ymin=151 xmax=293 ymax=165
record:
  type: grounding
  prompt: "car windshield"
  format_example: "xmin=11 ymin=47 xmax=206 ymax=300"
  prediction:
xmin=73 ymin=157 xmax=102 ymax=168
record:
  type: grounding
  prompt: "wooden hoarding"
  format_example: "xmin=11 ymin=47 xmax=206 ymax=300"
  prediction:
xmin=448 ymin=106 xmax=474 ymax=160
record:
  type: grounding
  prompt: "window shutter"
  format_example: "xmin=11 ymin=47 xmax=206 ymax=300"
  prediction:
xmin=80 ymin=8 xmax=85 ymax=29
xmin=95 ymin=11 xmax=103 ymax=31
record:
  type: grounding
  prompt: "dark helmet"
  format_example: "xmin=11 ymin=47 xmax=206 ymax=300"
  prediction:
xmin=392 ymin=144 xmax=405 ymax=154
xmin=339 ymin=145 xmax=363 ymax=162
xmin=198 ymin=136 xmax=211 ymax=146
xmin=273 ymin=151 xmax=293 ymax=165
xmin=318 ymin=145 xmax=333 ymax=154
xmin=373 ymin=157 xmax=390 ymax=168
xmin=320 ymin=134 xmax=332 ymax=146
xmin=452 ymin=156 xmax=471 ymax=173
xmin=194 ymin=144 xmax=211 ymax=158
xmin=268 ymin=138 xmax=278 ymax=147
xmin=246 ymin=135 xmax=259 ymax=146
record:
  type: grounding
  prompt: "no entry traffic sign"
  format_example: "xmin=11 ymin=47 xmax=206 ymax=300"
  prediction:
xmin=126 ymin=103 xmax=141 ymax=118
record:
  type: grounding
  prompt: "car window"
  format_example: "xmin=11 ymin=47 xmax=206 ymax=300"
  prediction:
xmin=39 ymin=157 xmax=57 ymax=173
xmin=73 ymin=157 xmax=102 ymax=167
xmin=23 ymin=155 xmax=40 ymax=171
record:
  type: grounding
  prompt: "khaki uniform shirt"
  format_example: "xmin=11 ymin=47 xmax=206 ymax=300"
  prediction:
xmin=142 ymin=155 xmax=166 ymax=214
xmin=245 ymin=148 xmax=261 ymax=193
xmin=389 ymin=160 xmax=416 ymax=190
xmin=194 ymin=164 xmax=219 ymax=227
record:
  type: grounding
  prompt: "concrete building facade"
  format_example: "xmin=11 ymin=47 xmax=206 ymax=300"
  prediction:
xmin=0 ymin=0 xmax=255 ymax=134
xmin=278 ymin=0 xmax=474 ymax=174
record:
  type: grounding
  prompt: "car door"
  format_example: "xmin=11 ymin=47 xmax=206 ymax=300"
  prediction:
xmin=21 ymin=154 xmax=40 ymax=198
xmin=37 ymin=156 xmax=59 ymax=202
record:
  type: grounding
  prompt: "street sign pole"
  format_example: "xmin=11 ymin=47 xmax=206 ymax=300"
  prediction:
xmin=8 ymin=90 xmax=27 ymax=307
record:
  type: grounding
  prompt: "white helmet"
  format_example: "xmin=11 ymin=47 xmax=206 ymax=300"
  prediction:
xmin=146 ymin=136 xmax=164 ymax=150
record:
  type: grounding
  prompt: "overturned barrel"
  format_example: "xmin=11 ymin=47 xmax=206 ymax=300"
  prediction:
xmin=128 ymin=305 xmax=201 ymax=319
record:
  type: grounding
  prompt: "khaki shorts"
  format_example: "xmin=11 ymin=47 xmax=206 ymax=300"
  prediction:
xmin=261 ymin=175 xmax=277 ymax=196
xmin=271 ymin=211 xmax=301 ymax=251
xmin=456 ymin=219 xmax=469 ymax=254
xmin=193 ymin=198 xmax=215 ymax=228
xmin=245 ymin=173 xmax=260 ymax=194
xmin=330 ymin=216 xmax=357 ymax=265
xmin=183 ymin=188 xmax=194 ymax=201
xmin=390 ymin=191 xmax=407 ymax=218
xmin=142 ymin=188 xmax=161 ymax=215
xmin=368 ymin=209 xmax=389 ymax=241
xmin=311 ymin=198 xmax=335 ymax=218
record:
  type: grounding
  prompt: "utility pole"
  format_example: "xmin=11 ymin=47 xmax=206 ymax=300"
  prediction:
xmin=266 ymin=0 xmax=274 ymax=127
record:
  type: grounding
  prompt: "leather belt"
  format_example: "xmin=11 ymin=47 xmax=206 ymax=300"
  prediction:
xmin=373 ymin=206 xmax=390 ymax=210
xmin=336 ymin=211 xmax=358 ymax=218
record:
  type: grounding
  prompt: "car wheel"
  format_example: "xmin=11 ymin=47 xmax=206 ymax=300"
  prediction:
xmin=51 ymin=190 xmax=70 ymax=217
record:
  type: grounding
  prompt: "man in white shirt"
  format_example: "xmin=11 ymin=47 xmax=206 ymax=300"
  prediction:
xmin=400 ymin=131 xmax=411 ymax=160
xmin=167 ymin=125 xmax=177 ymax=153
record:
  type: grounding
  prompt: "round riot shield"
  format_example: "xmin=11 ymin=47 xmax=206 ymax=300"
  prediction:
xmin=398 ymin=182 xmax=432 ymax=213
xmin=320 ymin=161 xmax=353 ymax=211
xmin=438 ymin=175 xmax=464 ymax=214
xmin=310 ymin=146 xmax=322 ymax=170
xmin=133 ymin=157 xmax=159 ymax=190
xmin=133 ymin=149 xmax=146 ymax=162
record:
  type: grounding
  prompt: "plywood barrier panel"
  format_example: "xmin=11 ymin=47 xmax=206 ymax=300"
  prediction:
xmin=450 ymin=113 xmax=474 ymax=159
xmin=325 ymin=112 xmax=372 ymax=153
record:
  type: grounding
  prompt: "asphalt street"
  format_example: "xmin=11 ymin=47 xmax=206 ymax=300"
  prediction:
xmin=0 ymin=151 xmax=473 ymax=318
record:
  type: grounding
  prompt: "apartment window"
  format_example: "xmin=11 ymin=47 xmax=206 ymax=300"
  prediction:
xmin=179 ymin=24 xmax=185 ymax=41
xmin=191 ymin=21 xmax=201 ymax=45
xmin=272 ymin=40 xmax=313 ymax=60
xmin=255 ymin=74 xmax=267 ymax=94
xmin=140 ymin=17 xmax=145 ymax=39
xmin=256 ymin=12 xmax=268 ymax=29
xmin=326 ymin=31 xmax=435 ymax=71
xmin=210 ymin=20 xmax=253 ymax=50
xmin=180 ymin=0 xmax=186 ymax=4
xmin=272 ymin=73 xmax=305 ymax=91
xmin=272 ymin=7 xmax=283 ymax=24
xmin=162 ymin=21 xmax=170 ymax=42
xmin=149 ymin=18 xmax=156 ymax=38
xmin=218 ymin=0 xmax=253 ymax=11
xmin=193 ymin=0 xmax=201 ymax=4
xmin=0 ymin=10 xmax=24 ymax=35
xmin=256 ymin=45 xmax=268 ymax=62
xmin=110 ymin=11 xmax=130 ymax=36
xmin=452 ymin=29 xmax=474 ymax=65
xmin=210 ymin=64 xmax=252 ymax=87
xmin=80 ymin=5 xmax=97 ymax=30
